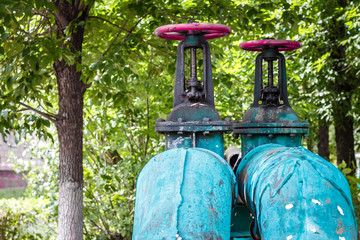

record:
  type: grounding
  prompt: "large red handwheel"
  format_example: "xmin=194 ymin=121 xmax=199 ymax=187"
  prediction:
xmin=155 ymin=22 xmax=231 ymax=40
xmin=239 ymin=39 xmax=301 ymax=51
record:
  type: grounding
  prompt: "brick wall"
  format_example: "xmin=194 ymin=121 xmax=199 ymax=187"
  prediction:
xmin=0 ymin=170 xmax=26 ymax=188
xmin=0 ymin=135 xmax=31 ymax=189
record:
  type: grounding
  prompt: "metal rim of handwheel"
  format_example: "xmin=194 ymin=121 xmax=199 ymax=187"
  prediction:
xmin=239 ymin=39 xmax=301 ymax=51
xmin=155 ymin=22 xmax=231 ymax=40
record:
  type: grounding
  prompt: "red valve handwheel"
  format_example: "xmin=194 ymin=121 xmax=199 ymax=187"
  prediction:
xmin=155 ymin=23 xmax=231 ymax=40
xmin=239 ymin=39 xmax=301 ymax=51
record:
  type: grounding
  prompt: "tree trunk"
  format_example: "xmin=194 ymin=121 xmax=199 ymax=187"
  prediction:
xmin=55 ymin=62 xmax=86 ymax=240
xmin=53 ymin=1 xmax=90 ymax=239
xmin=317 ymin=117 xmax=329 ymax=161
xmin=333 ymin=100 xmax=356 ymax=172
xmin=328 ymin=0 xmax=356 ymax=175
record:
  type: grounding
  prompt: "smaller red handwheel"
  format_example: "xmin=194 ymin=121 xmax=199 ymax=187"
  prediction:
xmin=155 ymin=22 xmax=231 ymax=40
xmin=239 ymin=39 xmax=301 ymax=51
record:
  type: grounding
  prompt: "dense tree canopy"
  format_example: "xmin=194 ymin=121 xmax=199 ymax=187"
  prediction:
xmin=0 ymin=0 xmax=359 ymax=239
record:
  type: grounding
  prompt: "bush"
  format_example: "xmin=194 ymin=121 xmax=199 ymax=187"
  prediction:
xmin=0 ymin=198 xmax=56 ymax=240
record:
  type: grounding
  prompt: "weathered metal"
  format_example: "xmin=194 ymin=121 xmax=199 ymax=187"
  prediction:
xmin=155 ymin=23 xmax=231 ymax=40
xmin=132 ymin=148 xmax=237 ymax=240
xmin=230 ymin=204 xmax=253 ymax=240
xmin=239 ymin=39 xmax=301 ymax=51
xmin=224 ymin=146 xmax=241 ymax=170
xmin=233 ymin=39 xmax=357 ymax=240
xmin=236 ymin=143 xmax=358 ymax=239
xmin=132 ymin=23 xmax=237 ymax=240
xmin=233 ymin=40 xmax=309 ymax=156
xmin=155 ymin=22 xmax=233 ymax=156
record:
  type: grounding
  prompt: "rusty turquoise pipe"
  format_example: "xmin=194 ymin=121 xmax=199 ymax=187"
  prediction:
xmin=132 ymin=148 xmax=237 ymax=240
xmin=236 ymin=143 xmax=358 ymax=239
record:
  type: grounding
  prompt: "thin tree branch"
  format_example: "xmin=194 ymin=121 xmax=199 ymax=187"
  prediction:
xmin=88 ymin=16 xmax=131 ymax=33
xmin=89 ymin=219 xmax=103 ymax=232
xmin=100 ymin=15 xmax=148 ymax=58
xmin=144 ymin=49 xmax=153 ymax=157
xmin=36 ymin=10 xmax=56 ymax=39
xmin=0 ymin=50 xmax=22 ymax=65
xmin=83 ymin=186 xmax=112 ymax=237
xmin=121 ymin=124 xmax=135 ymax=157
xmin=144 ymin=96 xmax=150 ymax=157
xmin=102 ymin=19 xmax=129 ymax=57
xmin=83 ymin=223 xmax=91 ymax=240
xmin=122 ymin=15 xmax=148 ymax=43
xmin=32 ymin=12 xmax=60 ymax=39
xmin=33 ymin=15 xmax=45 ymax=35
xmin=99 ymin=214 xmax=112 ymax=238
xmin=19 ymin=102 xmax=59 ymax=124
xmin=35 ymin=27 xmax=58 ymax=37
xmin=28 ymin=85 xmax=57 ymax=117
xmin=82 ymin=81 xmax=92 ymax=90
xmin=84 ymin=146 xmax=101 ymax=170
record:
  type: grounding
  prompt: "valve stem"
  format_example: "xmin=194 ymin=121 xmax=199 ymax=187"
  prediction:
xmin=190 ymin=48 xmax=197 ymax=80
xmin=187 ymin=47 xmax=202 ymax=101
xmin=267 ymin=60 xmax=273 ymax=87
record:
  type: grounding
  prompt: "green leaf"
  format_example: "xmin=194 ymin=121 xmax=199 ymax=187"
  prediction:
xmin=342 ymin=168 xmax=352 ymax=175
xmin=101 ymin=174 xmax=112 ymax=180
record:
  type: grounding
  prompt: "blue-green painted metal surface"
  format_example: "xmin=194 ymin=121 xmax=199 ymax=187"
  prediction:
xmin=132 ymin=148 xmax=237 ymax=240
xmin=230 ymin=204 xmax=252 ymax=239
xmin=163 ymin=125 xmax=230 ymax=156
xmin=233 ymin=90 xmax=309 ymax=157
xmin=236 ymin=143 xmax=358 ymax=239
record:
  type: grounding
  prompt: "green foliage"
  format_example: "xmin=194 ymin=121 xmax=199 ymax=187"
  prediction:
xmin=0 ymin=198 xmax=56 ymax=240
xmin=0 ymin=0 xmax=57 ymax=141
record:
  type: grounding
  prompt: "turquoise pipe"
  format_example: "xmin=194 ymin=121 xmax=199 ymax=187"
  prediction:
xmin=132 ymin=148 xmax=237 ymax=240
xmin=237 ymin=144 xmax=358 ymax=239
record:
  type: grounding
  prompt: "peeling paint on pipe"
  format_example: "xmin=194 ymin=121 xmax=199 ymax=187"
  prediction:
xmin=237 ymin=144 xmax=358 ymax=239
xmin=132 ymin=148 xmax=237 ymax=240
